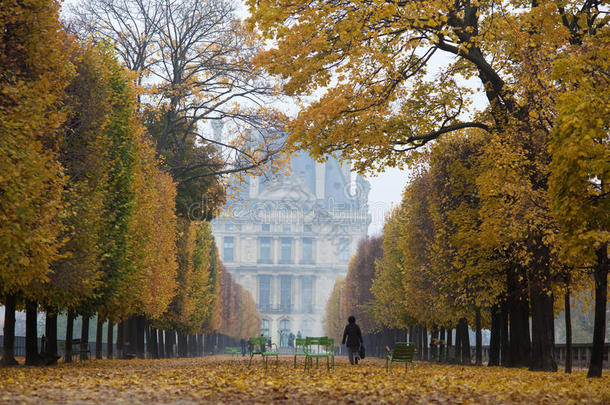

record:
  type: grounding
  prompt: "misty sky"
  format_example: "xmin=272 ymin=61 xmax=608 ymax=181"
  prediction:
xmin=365 ymin=167 xmax=411 ymax=235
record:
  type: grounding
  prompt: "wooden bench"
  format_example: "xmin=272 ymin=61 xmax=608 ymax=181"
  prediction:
xmin=304 ymin=337 xmax=332 ymax=371
xmin=386 ymin=342 xmax=415 ymax=371
xmin=248 ymin=337 xmax=278 ymax=368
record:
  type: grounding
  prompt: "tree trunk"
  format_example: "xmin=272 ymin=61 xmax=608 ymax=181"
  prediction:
xmin=463 ymin=321 xmax=471 ymax=365
xmin=95 ymin=316 xmax=104 ymax=359
xmin=44 ymin=311 xmax=58 ymax=365
xmin=117 ymin=321 xmax=124 ymax=359
xmin=455 ymin=321 xmax=464 ymax=364
xmin=439 ymin=327 xmax=446 ymax=362
xmin=136 ymin=315 xmax=145 ymax=358
xmin=2 ymin=294 xmax=18 ymax=365
xmin=145 ymin=322 xmax=152 ymax=358
xmin=500 ymin=304 xmax=510 ymax=367
xmin=489 ymin=306 xmax=501 ymax=366
xmin=458 ymin=317 xmax=471 ymax=365
xmin=528 ymin=243 xmax=557 ymax=372
xmin=158 ymin=330 xmax=165 ymax=358
xmin=125 ymin=316 xmax=137 ymax=357
xmin=587 ymin=243 xmax=608 ymax=378
xmin=198 ymin=333 xmax=204 ymax=357
xmin=508 ymin=265 xmax=531 ymax=367
xmin=430 ymin=326 xmax=438 ymax=362
xmin=422 ymin=326 xmax=428 ymax=362
xmin=25 ymin=300 xmax=42 ymax=365
xmin=81 ymin=315 xmax=90 ymax=361
xmin=65 ymin=311 xmax=74 ymax=363
xmin=177 ymin=332 xmax=187 ymax=357
xmin=564 ymin=285 xmax=572 ymax=374
xmin=475 ymin=308 xmax=483 ymax=366
xmin=165 ymin=330 xmax=174 ymax=358
xmin=107 ymin=320 xmax=114 ymax=360
xmin=150 ymin=327 xmax=159 ymax=359
xmin=447 ymin=328 xmax=453 ymax=363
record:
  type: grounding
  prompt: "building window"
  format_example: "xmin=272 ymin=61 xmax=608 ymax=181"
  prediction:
xmin=258 ymin=275 xmax=271 ymax=312
xmin=223 ymin=236 xmax=234 ymax=261
xmin=280 ymin=238 xmax=292 ymax=264
xmin=279 ymin=318 xmax=291 ymax=348
xmin=338 ymin=238 xmax=350 ymax=263
xmin=280 ymin=275 xmax=292 ymax=312
xmin=225 ymin=223 xmax=233 ymax=232
xmin=282 ymin=224 xmax=291 ymax=232
xmin=259 ymin=237 xmax=272 ymax=263
xmin=262 ymin=224 xmax=270 ymax=232
xmin=301 ymin=318 xmax=313 ymax=337
xmin=261 ymin=319 xmax=270 ymax=338
xmin=301 ymin=238 xmax=313 ymax=264
xmin=301 ymin=276 xmax=313 ymax=312
xmin=304 ymin=224 xmax=312 ymax=232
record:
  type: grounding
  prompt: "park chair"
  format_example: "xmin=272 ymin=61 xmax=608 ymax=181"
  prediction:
xmin=326 ymin=338 xmax=335 ymax=368
xmin=293 ymin=338 xmax=307 ymax=368
xmin=304 ymin=337 xmax=332 ymax=371
xmin=248 ymin=337 xmax=278 ymax=368
xmin=224 ymin=346 xmax=240 ymax=357
xmin=386 ymin=342 xmax=415 ymax=372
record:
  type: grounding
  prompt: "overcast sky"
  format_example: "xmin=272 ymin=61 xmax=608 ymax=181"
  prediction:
xmin=364 ymin=167 xmax=410 ymax=235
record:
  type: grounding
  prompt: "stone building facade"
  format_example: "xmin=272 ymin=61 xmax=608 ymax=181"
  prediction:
xmin=211 ymin=152 xmax=370 ymax=347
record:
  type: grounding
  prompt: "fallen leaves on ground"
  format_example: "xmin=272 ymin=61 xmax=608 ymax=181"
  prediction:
xmin=0 ymin=357 xmax=608 ymax=404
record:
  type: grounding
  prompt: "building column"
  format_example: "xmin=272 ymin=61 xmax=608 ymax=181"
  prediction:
xmin=271 ymin=276 xmax=280 ymax=309
xmin=294 ymin=276 xmax=302 ymax=313
xmin=273 ymin=237 xmax=279 ymax=264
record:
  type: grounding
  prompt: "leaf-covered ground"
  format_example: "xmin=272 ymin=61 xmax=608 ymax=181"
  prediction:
xmin=0 ymin=356 xmax=608 ymax=404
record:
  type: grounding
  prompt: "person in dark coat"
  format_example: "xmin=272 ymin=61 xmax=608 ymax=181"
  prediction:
xmin=342 ymin=315 xmax=363 ymax=365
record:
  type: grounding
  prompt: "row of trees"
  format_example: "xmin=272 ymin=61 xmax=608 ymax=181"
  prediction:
xmin=251 ymin=0 xmax=608 ymax=377
xmin=325 ymin=130 xmax=607 ymax=377
xmin=1 ymin=0 xmax=261 ymax=366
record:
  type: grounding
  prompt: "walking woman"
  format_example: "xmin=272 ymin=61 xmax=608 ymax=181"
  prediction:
xmin=342 ymin=315 xmax=363 ymax=365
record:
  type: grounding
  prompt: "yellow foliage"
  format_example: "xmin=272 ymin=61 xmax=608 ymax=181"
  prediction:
xmin=0 ymin=358 xmax=608 ymax=403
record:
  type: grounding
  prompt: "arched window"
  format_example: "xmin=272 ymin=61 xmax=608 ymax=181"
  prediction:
xmin=279 ymin=318 xmax=291 ymax=348
xmin=261 ymin=319 xmax=270 ymax=338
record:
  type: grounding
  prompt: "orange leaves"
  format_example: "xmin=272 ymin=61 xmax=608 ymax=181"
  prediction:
xmin=0 ymin=358 xmax=608 ymax=404
xmin=0 ymin=0 xmax=71 ymax=298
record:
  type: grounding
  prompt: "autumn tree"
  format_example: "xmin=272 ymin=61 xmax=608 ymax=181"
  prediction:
xmin=70 ymin=0 xmax=287 ymax=205
xmin=549 ymin=31 xmax=609 ymax=378
xmin=161 ymin=220 xmax=218 ymax=356
xmin=370 ymin=208 xmax=412 ymax=332
xmin=324 ymin=277 xmax=345 ymax=343
xmin=0 ymin=0 xmax=71 ymax=366
xmin=248 ymin=0 xmax=607 ymax=372
xmin=41 ymin=42 xmax=114 ymax=363
xmin=341 ymin=237 xmax=383 ymax=334
xmin=214 ymin=263 xmax=261 ymax=340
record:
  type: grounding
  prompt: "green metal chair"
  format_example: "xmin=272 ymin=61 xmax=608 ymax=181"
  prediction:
xmin=248 ymin=337 xmax=278 ymax=368
xmin=304 ymin=337 xmax=332 ymax=371
xmin=386 ymin=342 xmax=416 ymax=372
xmin=326 ymin=338 xmax=335 ymax=368
xmin=293 ymin=338 xmax=307 ymax=368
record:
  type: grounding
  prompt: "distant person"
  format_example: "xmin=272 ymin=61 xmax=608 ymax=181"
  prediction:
xmin=297 ymin=330 xmax=302 ymax=339
xmin=288 ymin=332 xmax=295 ymax=348
xmin=342 ymin=315 xmax=363 ymax=365
xmin=240 ymin=338 xmax=246 ymax=357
